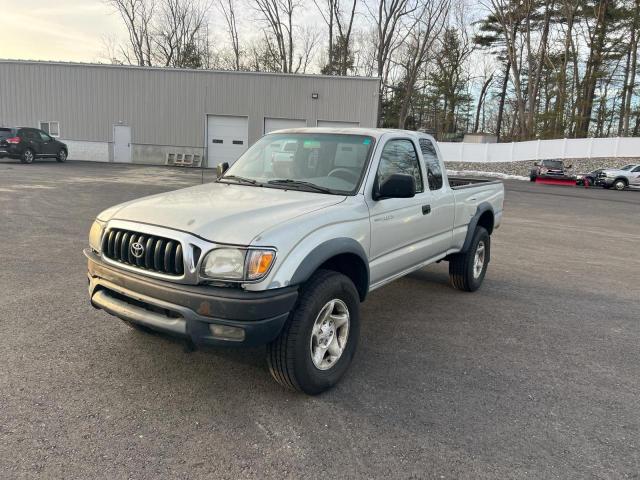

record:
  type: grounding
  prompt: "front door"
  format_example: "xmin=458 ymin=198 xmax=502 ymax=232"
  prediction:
xmin=630 ymin=165 xmax=640 ymax=186
xmin=366 ymin=138 xmax=435 ymax=286
xmin=113 ymin=125 xmax=132 ymax=163
xmin=37 ymin=130 xmax=57 ymax=155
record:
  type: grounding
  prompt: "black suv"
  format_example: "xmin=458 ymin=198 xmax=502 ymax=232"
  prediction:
xmin=0 ymin=127 xmax=68 ymax=164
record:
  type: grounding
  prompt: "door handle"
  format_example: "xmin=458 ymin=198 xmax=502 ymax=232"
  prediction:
xmin=422 ymin=204 xmax=431 ymax=215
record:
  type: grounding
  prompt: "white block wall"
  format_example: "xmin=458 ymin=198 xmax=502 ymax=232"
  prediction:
xmin=438 ymin=137 xmax=640 ymax=163
xmin=63 ymin=140 xmax=109 ymax=162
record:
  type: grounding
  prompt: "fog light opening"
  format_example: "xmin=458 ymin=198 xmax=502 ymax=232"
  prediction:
xmin=208 ymin=324 xmax=245 ymax=342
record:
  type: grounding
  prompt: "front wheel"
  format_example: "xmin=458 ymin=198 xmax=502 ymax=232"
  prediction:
xmin=613 ymin=179 xmax=627 ymax=191
xmin=56 ymin=149 xmax=67 ymax=162
xmin=448 ymin=226 xmax=490 ymax=292
xmin=267 ymin=269 xmax=360 ymax=395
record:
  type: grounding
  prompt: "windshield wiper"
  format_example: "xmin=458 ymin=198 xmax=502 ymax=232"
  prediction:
xmin=219 ymin=175 xmax=258 ymax=185
xmin=267 ymin=179 xmax=333 ymax=193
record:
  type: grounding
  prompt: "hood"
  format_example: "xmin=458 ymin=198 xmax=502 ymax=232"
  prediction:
xmin=601 ymin=168 xmax=628 ymax=174
xmin=98 ymin=182 xmax=346 ymax=245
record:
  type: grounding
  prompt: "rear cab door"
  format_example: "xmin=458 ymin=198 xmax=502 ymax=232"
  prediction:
xmin=21 ymin=128 xmax=43 ymax=155
xmin=365 ymin=134 xmax=447 ymax=287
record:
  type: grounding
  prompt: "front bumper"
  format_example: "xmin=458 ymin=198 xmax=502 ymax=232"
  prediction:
xmin=86 ymin=249 xmax=298 ymax=347
xmin=596 ymin=177 xmax=614 ymax=186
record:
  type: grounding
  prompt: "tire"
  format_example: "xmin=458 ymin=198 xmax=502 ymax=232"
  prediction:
xmin=267 ymin=269 xmax=360 ymax=395
xmin=56 ymin=149 xmax=67 ymax=162
xmin=21 ymin=148 xmax=34 ymax=164
xmin=613 ymin=179 xmax=627 ymax=191
xmin=449 ymin=227 xmax=490 ymax=292
xmin=529 ymin=174 xmax=536 ymax=182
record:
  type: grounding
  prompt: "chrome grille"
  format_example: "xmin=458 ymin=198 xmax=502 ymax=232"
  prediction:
xmin=102 ymin=228 xmax=184 ymax=276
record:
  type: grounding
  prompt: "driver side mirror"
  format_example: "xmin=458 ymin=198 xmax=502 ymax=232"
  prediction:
xmin=374 ymin=173 xmax=416 ymax=200
xmin=216 ymin=162 xmax=229 ymax=179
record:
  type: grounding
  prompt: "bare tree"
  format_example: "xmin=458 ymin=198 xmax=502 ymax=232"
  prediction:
xmin=105 ymin=0 xmax=155 ymax=66
xmin=396 ymin=0 xmax=450 ymax=128
xmin=254 ymin=0 xmax=302 ymax=73
xmin=154 ymin=0 xmax=211 ymax=68
xmin=366 ymin=0 xmax=418 ymax=125
xmin=218 ymin=0 xmax=241 ymax=70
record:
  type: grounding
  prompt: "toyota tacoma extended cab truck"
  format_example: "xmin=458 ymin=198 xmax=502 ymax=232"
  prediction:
xmin=86 ymin=128 xmax=504 ymax=394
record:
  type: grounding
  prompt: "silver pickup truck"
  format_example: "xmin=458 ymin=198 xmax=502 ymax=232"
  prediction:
xmin=86 ymin=128 xmax=504 ymax=394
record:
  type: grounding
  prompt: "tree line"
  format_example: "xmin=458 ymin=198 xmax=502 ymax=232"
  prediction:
xmin=105 ymin=0 xmax=640 ymax=141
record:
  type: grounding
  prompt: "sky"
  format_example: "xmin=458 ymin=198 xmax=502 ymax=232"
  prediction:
xmin=0 ymin=0 xmax=126 ymax=63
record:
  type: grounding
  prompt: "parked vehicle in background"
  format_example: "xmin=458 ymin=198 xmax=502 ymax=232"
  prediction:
xmin=576 ymin=169 xmax=602 ymax=187
xmin=85 ymin=128 xmax=504 ymax=394
xmin=596 ymin=164 xmax=640 ymax=190
xmin=0 ymin=127 xmax=68 ymax=164
xmin=529 ymin=159 xmax=573 ymax=182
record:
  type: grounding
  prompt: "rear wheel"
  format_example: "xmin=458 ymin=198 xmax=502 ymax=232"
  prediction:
xmin=613 ymin=179 xmax=627 ymax=191
xmin=529 ymin=174 xmax=536 ymax=182
xmin=21 ymin=149 xmax=34 ymax=164
xmin=267 ymin=269 xmax=360 ymax=395
xmin=56 ymin=149 xmax=67 ymax=162
xmin=449 ymin=227 xmax=490 ymax=292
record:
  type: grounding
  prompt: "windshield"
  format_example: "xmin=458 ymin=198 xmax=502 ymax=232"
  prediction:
xmin=219 ymin=133 xmax=375 ymax=195
xmin=542 ymin=160 xmax=563 ymax=169
xmin=620 ymin=164 xmax=634 ymax=170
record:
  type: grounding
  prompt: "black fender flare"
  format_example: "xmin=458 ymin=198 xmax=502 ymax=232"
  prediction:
xmin=289 ymin=237 xmax=370 ymax=300
xmin=461 ymin=202 xmax=494 ymax=258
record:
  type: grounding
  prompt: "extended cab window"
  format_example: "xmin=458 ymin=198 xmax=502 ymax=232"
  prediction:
xmin=418 ymin=138 xmax=443 ymax=190
xmin=377 ymin=139 xmax=423 ymax=193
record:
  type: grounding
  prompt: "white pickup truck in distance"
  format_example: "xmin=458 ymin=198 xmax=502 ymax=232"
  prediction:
xmin=86 ymin=128 xmax=504 ymax=394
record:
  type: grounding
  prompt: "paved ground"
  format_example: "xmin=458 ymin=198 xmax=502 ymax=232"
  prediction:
xmin=1 ymin=160 xmax=638 ymax=479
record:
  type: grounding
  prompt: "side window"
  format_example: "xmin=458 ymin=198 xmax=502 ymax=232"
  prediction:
xmin=20 ymin=129 xmax=34 ymax=140
xmin=377 ymin=139 xmax=423 ymax=193
xmin=632 ymin=166 xmax=640 ymax=173
xmin=419 ymin=138 xmax=443 ymax=190
xmin=39 ymin=131 xmax=52 ymax=142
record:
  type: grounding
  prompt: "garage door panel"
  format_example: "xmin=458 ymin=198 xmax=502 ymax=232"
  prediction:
xmin=207 ymin=115 xmax=248 ymax=168
xmin=264 ymin=117 xmax=306 ymax=134
xmin=317 ymin=120 xmax=360 ymax=128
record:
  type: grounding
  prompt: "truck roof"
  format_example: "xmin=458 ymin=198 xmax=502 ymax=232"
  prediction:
xmin=266 ymin=127 xmax=436 ymax=142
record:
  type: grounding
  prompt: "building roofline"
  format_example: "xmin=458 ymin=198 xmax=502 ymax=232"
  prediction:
xmin=0 ymin=58 xmax=380 ymax=82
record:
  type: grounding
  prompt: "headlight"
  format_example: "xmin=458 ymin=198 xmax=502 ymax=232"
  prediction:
xmin=200 ymin=248 xmax=276 ymax=282
xmin=89 ymin=220 xmax=105 ymax=253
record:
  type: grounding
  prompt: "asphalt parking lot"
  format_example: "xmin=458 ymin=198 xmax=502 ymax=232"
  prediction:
xmin=1 ymin=160 xmax=638 ymax=479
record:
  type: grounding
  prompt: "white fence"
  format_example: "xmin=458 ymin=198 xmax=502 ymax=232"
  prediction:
xmin=438 ymin=137 xmax=640 ymax=163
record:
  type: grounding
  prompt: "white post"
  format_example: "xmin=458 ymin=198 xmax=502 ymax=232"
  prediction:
xmin=460 ymin=142 xmax=465 ymax=162
xmin=484 ymin=142 xmax=490 ymax=162
xmin=588 ymin=137 xmax=594 ymax=158
xmin=562 ymin=138 xmax=568 ymax=159
xmin=510 ymin=141 xmax=515 ymax=162
xmin=536 ymin=139 xmax=541 ymax=160
xmin=614 ymin=136 xmax=620 ymax=158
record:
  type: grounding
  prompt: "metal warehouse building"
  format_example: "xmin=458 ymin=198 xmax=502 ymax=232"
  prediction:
xmin=0 ymin=60 xmax=379 ymax=167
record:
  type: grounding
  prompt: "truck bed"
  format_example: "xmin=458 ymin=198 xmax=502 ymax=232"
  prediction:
xmin=448 ymin=176 xmax=503 ymax=190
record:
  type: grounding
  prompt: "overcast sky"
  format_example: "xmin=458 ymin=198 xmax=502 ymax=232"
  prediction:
xmin=0 ymin=0 xmax=126 ymax=63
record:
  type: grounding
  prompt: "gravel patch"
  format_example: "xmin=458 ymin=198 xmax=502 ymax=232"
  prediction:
xmin=444 ymin=157 xmax=640 ymax=177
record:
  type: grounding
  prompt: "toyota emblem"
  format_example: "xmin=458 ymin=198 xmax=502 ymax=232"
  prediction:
xmin=130 ymin=242 xmax=145 ymax=258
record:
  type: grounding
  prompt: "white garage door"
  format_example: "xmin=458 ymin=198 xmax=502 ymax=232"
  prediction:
xmin=207 ymin=115 xmax=248 ymax=168
xmin=317 ymin=120 xmax=360 ymax=128
xmin=264 ymin=117 xmax=306 ymax=134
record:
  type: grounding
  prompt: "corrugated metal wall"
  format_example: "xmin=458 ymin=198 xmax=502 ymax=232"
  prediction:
xmin=0 ymin=60 xmax=379 ymax=147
